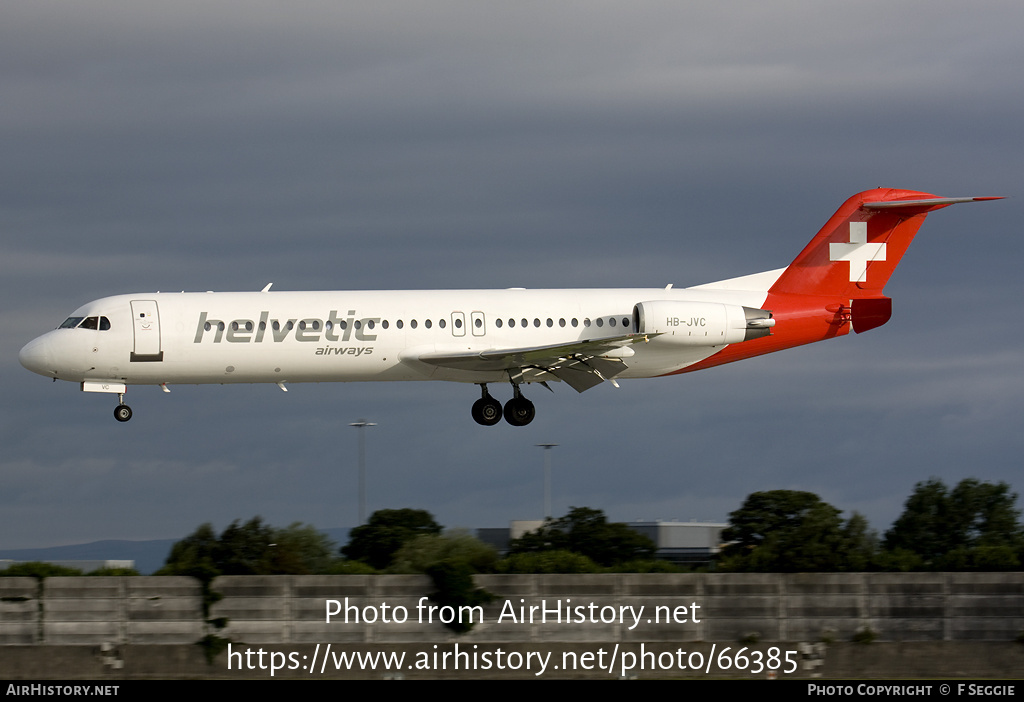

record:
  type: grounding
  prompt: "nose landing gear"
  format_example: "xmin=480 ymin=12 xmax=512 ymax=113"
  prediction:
xmin=113 ymin=394 xmax=132 ymax=423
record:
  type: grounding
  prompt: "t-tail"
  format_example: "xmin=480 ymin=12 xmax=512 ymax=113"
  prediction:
xmin=769 ymin=188 xmax=1002 ymax=333
xmin=678 ymin=188 xmax=1001 ymax=373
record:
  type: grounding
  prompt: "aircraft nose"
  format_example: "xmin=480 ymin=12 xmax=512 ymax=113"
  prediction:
xmin=19 ymin=335 xmax=55 ymax=378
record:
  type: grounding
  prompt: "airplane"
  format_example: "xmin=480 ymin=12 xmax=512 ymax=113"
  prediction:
xmin=19 ymin=188 xmax=1000 ymax=426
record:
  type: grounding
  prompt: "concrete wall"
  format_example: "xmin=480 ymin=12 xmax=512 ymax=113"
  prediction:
xmin=3 ymin=573 xmax=1024 ymax=678
xmin=0 ymin=577 xmax=201 ymax=645
xmin=2 ymin=573 xmax=1022 ymax=646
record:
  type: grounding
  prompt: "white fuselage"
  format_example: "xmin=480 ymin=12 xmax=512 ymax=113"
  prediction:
xmin=22 ymin=285 xmax=772 ymax=388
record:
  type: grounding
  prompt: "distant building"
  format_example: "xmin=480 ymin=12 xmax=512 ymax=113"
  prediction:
xmin=627 ymin=521 xmax=726 ymax=565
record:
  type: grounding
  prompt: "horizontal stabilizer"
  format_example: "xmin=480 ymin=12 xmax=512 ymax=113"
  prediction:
xmin=863 ymin=196 xmax=1003 ymax=210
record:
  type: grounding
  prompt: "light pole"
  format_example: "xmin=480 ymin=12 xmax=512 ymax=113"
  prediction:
xmin=350 ymin=419 xmax=376 ymax=524
xmin=536 ymin=443 xmax=558 ymax=519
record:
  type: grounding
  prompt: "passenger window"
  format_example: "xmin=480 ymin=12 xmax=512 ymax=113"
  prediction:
xmin=596 ymin=318 xmax=604 ymax=327
xmin=439 ymin=319 xmax=446 ymax=328
xmin=496 ymin=318 xmax=503 ymax=328
xmin=425 ymin=319 xmax=432 ymax=329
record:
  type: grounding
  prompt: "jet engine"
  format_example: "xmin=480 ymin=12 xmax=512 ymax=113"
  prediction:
xmin=632 ymin=300 xmax=774 ymax=346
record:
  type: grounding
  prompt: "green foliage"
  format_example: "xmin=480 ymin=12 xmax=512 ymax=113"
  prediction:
xmin=0 ymin=562 xmax=82 ymax=578
xmin=852 ymin=626 xmax=877 ymax=644
xmin=872 ymin=547 xmax=925 ymax=572
xmin=324 ymin=560 xmax=378 ymax=575
xmin=346 ymin=523 xmax=495 ymax=634
xmin=508 ymin=507 xmax=656 ymax=567
xmin=719 ymin=491 xmax=878 ymax=572
xmin=156 ymin=516 xmax=341 ymax=655
xmin=157 ymin=518 xmax=339 ymax=578
xmin=389 ymin=531 xmax=498 ymax=574
xmin=883 ymin=478 xmax=1024 ymax=570
xmin=839 ymin=513 xmax=879 ymax=572
xmin=610 ymin=559 xmax=685 ymax=573
xmin=155 ymin=522 xmax=221 ymax=581
xmin=342 ymin=509 xmax=443 ymax=570
xmin=267 ymin=523 xmax=339 ymax=575
xmin=217 ymin=517 xmax=276 ymax=575
xmin=424 ymin=559 xmax=495 ymax=634
xmin=85 ymin=567 xmax=140 ymax=576
xmin=496 ymin=550 xmax=600 ymax=574
xmin=197 ymin=633 xmax=232 ymax=664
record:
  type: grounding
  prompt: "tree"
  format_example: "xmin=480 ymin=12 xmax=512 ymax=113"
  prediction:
xmin=386 ymin=530 xmax=498 ymax=634
xmin=882 ymin=479 xmax=952 ymax=563
xmin=497 ymin=550 xmax=601 ymax=574
xmin=217 ymin=517 xmax=276 ymax=575
xmin=883 ymin=478 xmax=1023 ymax=570
xmin=0 ymin=562 xmax=82 ymax=578
xmin=268 ymin=522 xmax=338 ymax=575
xmin=388 ymin=530 xmax=498 ymax=574
xmin=341 ymin=509 xmax=443 ymax=570
xmin=718 ymin=490 xmax=869 ymax=572
xmin=158 ymin=518 xmax=340 ymax=577
xmin=508 ymin=507 xmax=656 ymax=567
xmin=157 ymin=522 xmax=221 ymax=581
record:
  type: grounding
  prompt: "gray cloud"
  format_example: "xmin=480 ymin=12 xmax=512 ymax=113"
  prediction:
xmin=3 ymin=1 xmax=1022 ymax=550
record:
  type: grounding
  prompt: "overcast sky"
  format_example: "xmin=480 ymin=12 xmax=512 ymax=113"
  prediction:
xmin=3 ymin=1 xmax=1022 ymax=552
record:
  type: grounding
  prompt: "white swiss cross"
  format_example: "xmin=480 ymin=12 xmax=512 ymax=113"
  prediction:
xmin=829 ymin=222 xmax=886 ymax=283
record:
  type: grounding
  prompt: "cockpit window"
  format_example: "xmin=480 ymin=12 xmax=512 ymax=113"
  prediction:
xmin=57 ymin=316 xmax=111 ymax=331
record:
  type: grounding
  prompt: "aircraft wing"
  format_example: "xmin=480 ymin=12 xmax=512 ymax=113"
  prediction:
xmin=416 ymin=333 xmax=659 ymax=392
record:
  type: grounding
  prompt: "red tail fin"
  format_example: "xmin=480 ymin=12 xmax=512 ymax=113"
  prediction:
xmin=770 ymin=189 xmax=1001 ymax=299
xmin=670 ymin=189 xmax=1000 ymax=374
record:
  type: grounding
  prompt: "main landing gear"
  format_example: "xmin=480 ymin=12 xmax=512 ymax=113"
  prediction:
xmin=471 ymin=383 xmax=536 ymax=427
xmin=113 ymin=394 xmax=133 ymax=423
xmin=471 ymin=385 xmax=502 ymax=426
